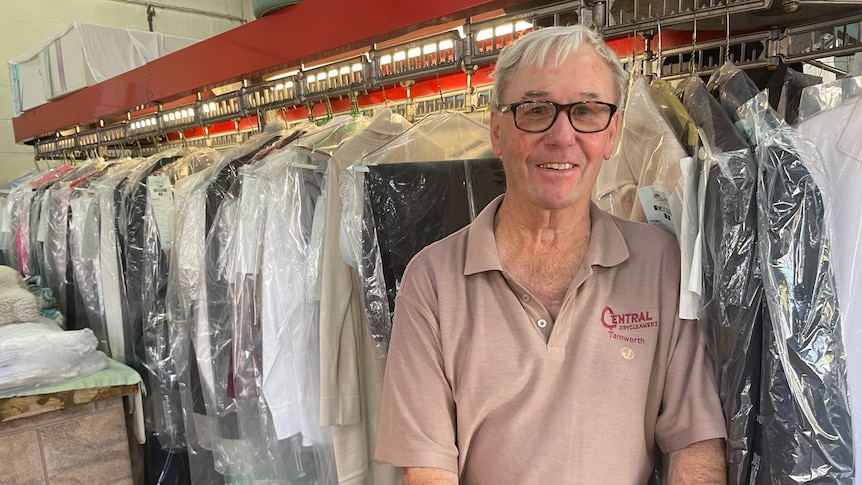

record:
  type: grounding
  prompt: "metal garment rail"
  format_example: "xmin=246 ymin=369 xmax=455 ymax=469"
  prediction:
xmin=29 ymin=0 xmax=862 ymax=159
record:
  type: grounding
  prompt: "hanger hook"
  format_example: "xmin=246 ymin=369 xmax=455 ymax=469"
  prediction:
xmin=724 ymin=6 xmax=731 ymax=63
xmin=689 ymin=8 xmax=698 ymax=76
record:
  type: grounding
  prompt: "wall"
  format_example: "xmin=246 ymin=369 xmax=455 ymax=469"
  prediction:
xmin=0 ymin=0 xmax=253 ymax=187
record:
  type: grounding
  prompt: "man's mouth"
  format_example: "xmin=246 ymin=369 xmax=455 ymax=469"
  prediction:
xmin=538 ymin=163 xmax=575 ymax=170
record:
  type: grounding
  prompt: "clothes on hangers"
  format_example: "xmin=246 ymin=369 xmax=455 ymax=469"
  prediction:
xmin=741 ymin=91 xmax=853 ymax=484
xmin=677 ymin=75 xmax=765 ymax=485
xmin=594 ymin=75 xmax=699 ymax=320
xmin=316 ymin=109 xmax=410 ymax=485
xmin=796 ymin=78 xmax=862 ymax=483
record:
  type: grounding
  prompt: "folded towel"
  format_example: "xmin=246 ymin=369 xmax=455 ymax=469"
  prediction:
xmin=0 ymin=286 xmax=42 ymax=325
xmin=0 ymin=265 xmax=26 ymax=289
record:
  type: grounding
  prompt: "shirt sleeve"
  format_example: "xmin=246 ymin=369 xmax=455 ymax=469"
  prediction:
xmin=375 ymin=264 xmax=459 ymax=474
xmin=655 ymin=317 xmax=728 ymax=454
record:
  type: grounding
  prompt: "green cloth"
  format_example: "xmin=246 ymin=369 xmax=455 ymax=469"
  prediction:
xmin=0 ymin=359 xmax=144 ymax=399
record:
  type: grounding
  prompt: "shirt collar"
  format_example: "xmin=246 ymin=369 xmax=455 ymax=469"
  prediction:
xmin=464 ymin=195 xmax=630 ymax=276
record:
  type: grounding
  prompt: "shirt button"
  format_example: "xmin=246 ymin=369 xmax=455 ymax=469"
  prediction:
xmin=537 ymin=319 xmax=547 ymax=328
xmin=521 ymin=294 xmax=531 ymax=302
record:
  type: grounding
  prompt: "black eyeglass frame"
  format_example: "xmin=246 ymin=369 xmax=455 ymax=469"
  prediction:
xmin=499 ymin=100 xmax=619 ymax=134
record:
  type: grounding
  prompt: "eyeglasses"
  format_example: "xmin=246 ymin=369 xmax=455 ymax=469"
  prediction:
xmin=499 ymin=100 xmax=618 ymax=134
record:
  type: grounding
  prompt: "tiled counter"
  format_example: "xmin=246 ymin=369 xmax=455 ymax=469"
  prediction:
xmin=0 ymin=392 xmax=134 ymax=485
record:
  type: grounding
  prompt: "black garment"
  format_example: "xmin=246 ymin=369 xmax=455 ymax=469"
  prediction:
xmin=201 ymin=136 xmax=279 ymax=438
xmin=677 ymin=76 xmax=765 ymax=485
xmin=123 ymin=155 xmax=183 ymax=377
xmin=362 ymin=158 xmax=506 ymax=347
xmin=748 ymin=97 xmax=853 ymax=484
xmin=144 ymin=154 xmax=216 ymax=451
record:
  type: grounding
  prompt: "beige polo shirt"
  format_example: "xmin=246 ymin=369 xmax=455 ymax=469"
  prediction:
xmin=376 ymin=195 xmax=725 ymax=484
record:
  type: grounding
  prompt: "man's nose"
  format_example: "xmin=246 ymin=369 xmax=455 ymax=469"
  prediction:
xmin=546 ymin=108 xmax=578 ymax=138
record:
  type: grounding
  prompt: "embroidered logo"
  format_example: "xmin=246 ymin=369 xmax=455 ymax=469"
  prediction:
xmin=600 ymin=306 xmax=656 ymax=346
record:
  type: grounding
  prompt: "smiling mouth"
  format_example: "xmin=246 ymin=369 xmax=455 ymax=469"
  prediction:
xmin=538 ymin=163 xmax=575 ymax=170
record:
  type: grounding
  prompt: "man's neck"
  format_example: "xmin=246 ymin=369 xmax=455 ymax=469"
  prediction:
xmin=494 ymin=198 xmax=592 ymax=252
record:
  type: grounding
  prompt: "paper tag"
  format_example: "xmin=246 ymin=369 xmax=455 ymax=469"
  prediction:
xmin=36 ymin=193 xmax=51 ymax=242
xmin=637 ymin=186 xmax=677 ymax=236
xmin=147 ymin=176 xmax=175 ymax=250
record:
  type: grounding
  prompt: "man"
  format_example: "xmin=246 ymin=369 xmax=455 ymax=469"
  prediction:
xmin=375 ymin=25 xmax=727 ymax=484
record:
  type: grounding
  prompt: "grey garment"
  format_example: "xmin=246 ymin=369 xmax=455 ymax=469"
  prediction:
xmin=741 ymin=93 xmax=854 ymax=484
xmin=68 ymin=186 xmax=110 ymax=353
xmin=44 ymin=183 xmax=72 ymax=315
xmin=677 ymin=76 xmax=765 ymax=485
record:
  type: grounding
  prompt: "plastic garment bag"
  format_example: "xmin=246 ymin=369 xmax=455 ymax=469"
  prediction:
xmin=142 ymin=149 xmax=218 ymax=452
xmin=13 ymin=187 xmax=35 ymax=276
xmin=68 ymin=184 xmax=110 ymax=352
xmin=0 ymin=320 xmax=109 ymax=394
xmin=796 ymin=76 xmax=862 ymax=483
xmin=649 ymin=78 xmax=699 ymax=158
xmin=316 ymin=109 xmax=410 ymax=485
xmin=706 ymin=62 xmax=762 ymax=138
xmin=258 ymin=149 xmax=338 ymax=484
xmin=91 ymin=160 xmax=139 ymax=362
xmin=43 ymin=181 xmax=74 ymax=316
xmin=170 ymin=122 xmax=294 ymax=482
xmin=344 ymin=111 xmax=503 ymax=353
xmin=677 ymin=76 xmax=765 ymax=485
xmin=594 ymin=75 xmax=698 ymax=320
xmin=227 ymin=159 xmax=315 ymax=484
xmin=740 ymin=91 xmax=854 ymax=484
xmin=121 ymin=149 xmax=187 ymax=370
xmin=259 ymin=119 xmax=368 ymax=485
xmin=166 ymin=164 xmax=224 ymax=484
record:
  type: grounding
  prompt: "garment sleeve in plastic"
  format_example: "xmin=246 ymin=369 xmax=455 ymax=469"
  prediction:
xmin=595 ymin=75 xmax=699 ymax=320
xmin=260 ymin=151 xmax=339 ymax=484
xmin=43 ymin=182 xmax=73 ymax=317
xmin=741 ymin=91 xmax=854 ymax=483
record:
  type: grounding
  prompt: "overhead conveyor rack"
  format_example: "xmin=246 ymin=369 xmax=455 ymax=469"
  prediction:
xmin=12 ymin=0 xmax=862 ymax=159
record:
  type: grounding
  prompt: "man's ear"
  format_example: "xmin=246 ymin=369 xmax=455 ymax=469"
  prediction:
xmin=490 ymin=109 xmax=502 ymax=157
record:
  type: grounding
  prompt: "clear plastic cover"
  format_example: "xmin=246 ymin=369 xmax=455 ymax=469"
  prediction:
xmin=92 ymin=159 xmax=139 ymax=362
xmin=740 ymin=91 xmax=854 ymax=483
xmin=166 ymin=162 xmax=225 ymax=483
xmin=649 ymin=78 xmax=699 ymax=157
xmin=68 ymin=184 xmax=110 ymax=352
xmin=797 ymin=75 xmax=862 ymax=123
xmin=43 ymin=181 xmax=73 ymax=316
xmin=142 ymin=149 xmax=218 ymax=452
xmin=594 ymin=74 xmax=699 ymax=320
xmin=706 ymin=62 xmax=762 ymax=142
xmin=795 ymin=81 xmax=862 ymax=483
xmin=259 ymin=148 xmax=338 ymax=484
xmin=316 ymin=109 xmax=410 ymax=485
xmin=0 ymin=320 xmax=109 ymax=394
xmin=677 ymin=75 xmax=765 ymax=485
xmin=345 ymin=111 xmax=501 ymax=353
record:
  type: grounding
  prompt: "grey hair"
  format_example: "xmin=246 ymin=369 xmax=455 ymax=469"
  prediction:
xmin=490 ymin=25 xmax=627 ymax=109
